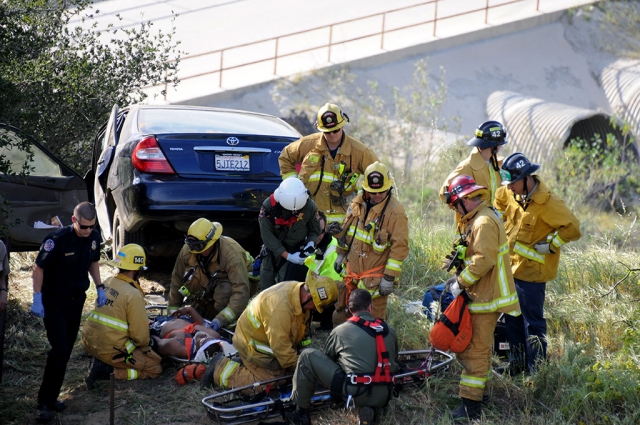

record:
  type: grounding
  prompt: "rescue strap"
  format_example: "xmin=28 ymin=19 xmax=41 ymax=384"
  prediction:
xmin=343 ymin=263 xmax=385 ymax=306
xmin=270 ymin=194 xmax=298 ymax=227
xmin=345 ymin=316 xmax=393 ymax=385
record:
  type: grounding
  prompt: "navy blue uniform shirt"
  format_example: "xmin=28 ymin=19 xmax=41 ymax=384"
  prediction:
xmin=35 ymin=225 xmax=101 ymax=297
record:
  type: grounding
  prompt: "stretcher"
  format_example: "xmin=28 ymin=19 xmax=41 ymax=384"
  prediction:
xmin=201 ymin=348 xmax=454 ymax=425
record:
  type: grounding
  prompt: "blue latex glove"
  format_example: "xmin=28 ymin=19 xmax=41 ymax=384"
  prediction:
xmin=210 ymin=319 xmax=221 ymax=332
xmin=31 ymin=292 xmax=45 ymax=318
xmin=97 ymin=288 xmax=107 ymax=307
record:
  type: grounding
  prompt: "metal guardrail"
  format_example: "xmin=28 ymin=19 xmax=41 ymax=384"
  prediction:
xmin=163 ymin=0 xmax=564 ymax=94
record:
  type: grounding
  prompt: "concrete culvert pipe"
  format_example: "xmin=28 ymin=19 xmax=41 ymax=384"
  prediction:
xmin=486 ymin=90 xmax=635 ymax=164
xmin=601 ymin=59 xmax=640 ymax=141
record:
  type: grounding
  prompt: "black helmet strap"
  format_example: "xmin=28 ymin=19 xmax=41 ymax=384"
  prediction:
xmin=490 ymin=146 xmax=500 ymax=172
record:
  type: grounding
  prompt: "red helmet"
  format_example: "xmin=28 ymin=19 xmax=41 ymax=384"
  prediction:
xmin=444 ymin=175 xmax=486 ymax=205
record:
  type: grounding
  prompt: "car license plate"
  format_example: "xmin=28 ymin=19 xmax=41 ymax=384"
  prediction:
xmin=215 ymin=154 xmax=250 ymax=172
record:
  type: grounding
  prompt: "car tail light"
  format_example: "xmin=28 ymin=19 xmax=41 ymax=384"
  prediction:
xmin=132 ymin=136 xmax=175 ymax=174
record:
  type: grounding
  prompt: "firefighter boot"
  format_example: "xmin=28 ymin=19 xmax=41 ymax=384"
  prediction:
xmin=200 ymin=352 xmax=224 ymax=389
xmin=358 ymin=406 xmax=375 ymax=425
xmin=285 ymin=406 xmax=312 ymax=425
xmin=451 ymin=397 xmax=482 ymax=423
xmin=85 ymin=357 xmax=114 ymax=390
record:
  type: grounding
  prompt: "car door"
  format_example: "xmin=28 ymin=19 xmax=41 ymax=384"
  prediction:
xmin=0 ymin=124 xmax=88 ymax=251
xmin=93 ymin=104 xmax=119 ymax=243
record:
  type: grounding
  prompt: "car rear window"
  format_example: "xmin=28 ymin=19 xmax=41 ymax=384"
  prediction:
xmin=137 ymin=109 xmax=300 ymax=137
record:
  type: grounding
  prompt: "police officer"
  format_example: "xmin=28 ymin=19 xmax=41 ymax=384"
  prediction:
xmin=258 ymin=177 xmax=322 ymax=290
xmin=30 ymin=201 xmax=104 ymax=422
xmin=168 ymin=218 xmax=251 ymax=332
xmin=287 ymin=289 xmax=399 ymax=425
xmin=279 ymin=103 xmax=379 ymax=226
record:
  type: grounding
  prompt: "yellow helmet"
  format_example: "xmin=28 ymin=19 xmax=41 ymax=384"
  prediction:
xmin=315 ymin=103 xmax=349 ymax=133
xmin=306 ymin=273 xmax=338 ymax=313
xmin=109 ymin=244 xmax=147 ymax=271
xmin=362 ymin=161 xmax=395 ymax=193
xmin=185 ymin=218 xmax=223 ymax=254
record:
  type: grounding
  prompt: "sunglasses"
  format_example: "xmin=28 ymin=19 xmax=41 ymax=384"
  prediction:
xmin=325 ymin=128 xmax=341 ymax=134
xmin=77 ymin=222 xmax=97 ymax=230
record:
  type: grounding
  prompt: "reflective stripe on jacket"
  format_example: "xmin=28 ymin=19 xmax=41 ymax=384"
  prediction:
xmin=233 ymin=281 xmax=309 ymax=372
xmin=494 ymin=176 xmax=581 ymax=282
xmin=457 ymin=202 xmax=520 ymax=316
xmin=82 ymin=273 xmax=149 ymax=365
xmin=279 ymin=132 xmax=379 ymax=224
xmin=304 ymin=236 xmax=341 ymax=281
xmin=337 ymin=193 xmax=409 ymax=287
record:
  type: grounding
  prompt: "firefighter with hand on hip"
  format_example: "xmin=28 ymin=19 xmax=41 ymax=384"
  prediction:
xmin=258 ymin=177 xmax=322 ymax=290
xmin=168 ymin=218 xmax=251 ymax=332
xmin=200 ymin=273 xmax=338 ymax=390
xmin=30 ymin=201 xmax=103 ymax=423
xmin=279 ymin=103 xmax=379 ymax=226
xmin=440 ymin=121 xmax=508 ymax=222
xmin=495 ymin=153 xmax=581 ymax=375
xmin=442 ymin=175 xmax=520 ymax=422
xmin=287 ymin=289 xmax=398 ymax=425
xmin=333 ymin=162 xmax=409 ymax=326
xmin=82 ymin=244 xmax=162 ymax=387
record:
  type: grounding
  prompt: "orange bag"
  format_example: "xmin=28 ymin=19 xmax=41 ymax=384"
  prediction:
xmin=429 ymin=291 xmax=473 ymax=353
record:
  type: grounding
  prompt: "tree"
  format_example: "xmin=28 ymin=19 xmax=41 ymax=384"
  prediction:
xmin=0 ymin=0 xmax=182 ymax=173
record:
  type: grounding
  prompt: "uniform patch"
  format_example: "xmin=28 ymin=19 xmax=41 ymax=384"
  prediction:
xmin=308 ymin=154 xmax=319 ymax=165
xmin=258 ymin=206 xmax=266 ymax=220
xmin=91 ymin=240 xmax=97 ymax=250
xmin=317 ymin=287 xmax=328 ymax=300
xmin=43 ymin=239 xmax=55 ymax=252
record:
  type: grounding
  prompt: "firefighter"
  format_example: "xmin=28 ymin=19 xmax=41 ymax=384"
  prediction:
xmin=82 ymin=244 xmax=162 ymax=388
xmin=258 ymin=177 xmax=322 ymax=290
xmin=440 ymin=121 xmax=508 ymax=221
xmin=495 ymin=153 xmax=581 ymax=375
xmin=279 ymin=103 xmax=379 ymax=226
xmin=304 ymin=211 xmax=341 ymax=331
xmin=442 ymin=175 xmax=520 ymax=422
xmin=168 ymin=219 xmax=251 ymax=332
xmin=333 ymin=161 xmax=409 ymax=325
xmin=200 ymin=274 xmax=338 ymax=390
xmin=287 ymin=289 xmax=399 ymax=425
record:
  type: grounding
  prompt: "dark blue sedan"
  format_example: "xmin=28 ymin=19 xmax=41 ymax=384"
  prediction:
xmin=91 ymin=105 xmax=300 ymax=258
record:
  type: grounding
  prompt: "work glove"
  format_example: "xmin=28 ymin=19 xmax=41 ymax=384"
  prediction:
xmin=327 ymin=221 xmax=342 ymax=236
xmin=534 ymin=242 xmax=555 ymax=255
xmin=287 ymin=252 xmax=306 ymax=265
xmin=96 ymin=287 xmax=107 ymax=307
xmin=210 ymin=318 xmax=221 ymax=333
xmin=31 ymin=292 xmax=45 ymax=318
xmin=379 ymin=276 xmax=395 ymax=296
xmin=303 ymin=241 xmax=315 ymax=256
xmin=334 ymin=254 xmax=345 ymax=274
xmin=449 ymin=280 xmax=463 ymax=298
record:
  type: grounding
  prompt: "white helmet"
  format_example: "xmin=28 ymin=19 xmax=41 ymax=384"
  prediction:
xmin=274 ymin=177 xmax=309 ymax=211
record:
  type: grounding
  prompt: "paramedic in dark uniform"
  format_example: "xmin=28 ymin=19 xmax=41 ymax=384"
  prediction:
xmin=30 ymin=202 xmax=104 ymax=423
xmin=287 ymin=289 xmax=399 ymax=425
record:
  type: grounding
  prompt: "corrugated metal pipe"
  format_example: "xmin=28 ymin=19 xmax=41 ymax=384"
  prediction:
xmin=601 ymin=59 xmax=640 ymax=140
xmin=486 ymin=90 xmax=633 ymax=164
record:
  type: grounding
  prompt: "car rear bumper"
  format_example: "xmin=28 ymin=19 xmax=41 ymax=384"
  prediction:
xmin=113 ymin=176 xmax=278 ymax=232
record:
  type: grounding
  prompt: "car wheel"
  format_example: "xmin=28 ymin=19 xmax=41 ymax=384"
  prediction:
xmin=112 ymin=208 xmax=143 ymax=260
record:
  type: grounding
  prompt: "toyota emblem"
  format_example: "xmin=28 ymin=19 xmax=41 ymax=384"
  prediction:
xmin=226 ymin=137 xmax=240 ymax=146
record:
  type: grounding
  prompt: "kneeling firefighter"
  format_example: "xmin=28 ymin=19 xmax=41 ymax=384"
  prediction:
xmin=82 ymin=244 xmax=162 ymax=387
